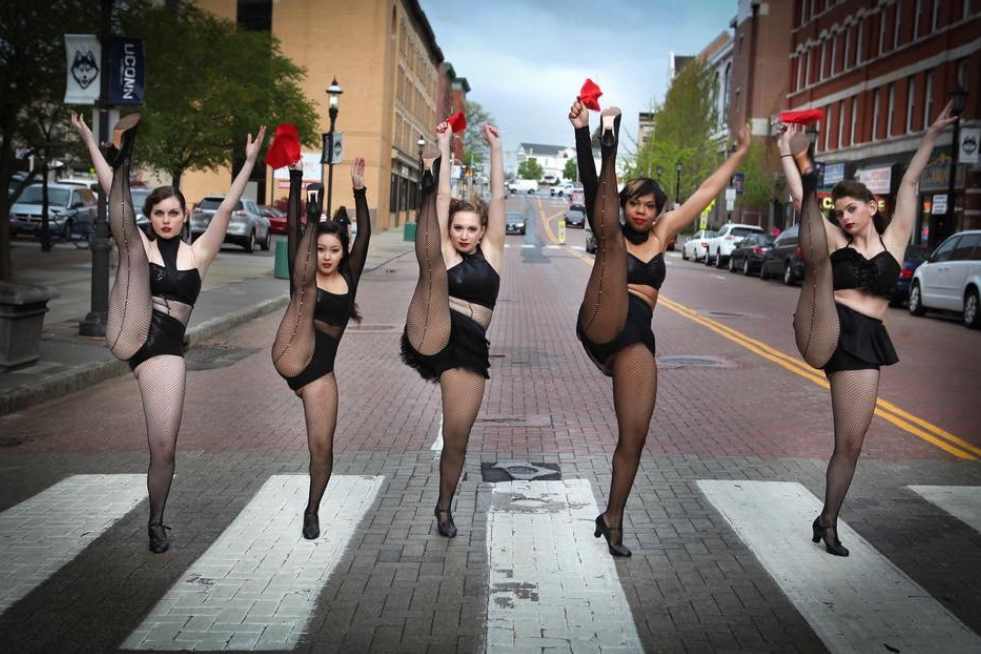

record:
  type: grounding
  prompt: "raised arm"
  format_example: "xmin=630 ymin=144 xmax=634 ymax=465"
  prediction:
xmin=435 ymin=121 xmax=453 ymax=235
xmin=777 ymin=125 xmax=803 ymax=211
xmin=193 ymin=126 xmax=266 ymax=268
xmin=347 ymin=157 xmax=371 ymax=280
xmin=70 ymin=112 xmax=113 ymax=195
xmin=480 ymin=125 xmax=506 ymax=258
xmin=569 ymin=100 xmax=597 ymax=227
xmin=886 ymin=101 xmax=957 ymax=252
xmin=654 ymin=125 xmax=750 ymax=244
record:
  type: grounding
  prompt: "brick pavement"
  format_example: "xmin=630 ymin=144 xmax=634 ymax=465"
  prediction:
xmin=2 ymin=221 xmax=980 ymax=653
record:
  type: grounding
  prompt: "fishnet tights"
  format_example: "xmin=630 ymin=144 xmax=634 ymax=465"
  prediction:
xmin=820 ymin=369 xmax=879 ymax=544
xmin=299 ymin=374 xmax=339 ymax=515
xmin=134 ymin=355 xmax=186 ymax=524
xmin=436 ymin=369 xmax=486 ymax=512
xmin=793 ymin=170 xmax=839 ymax=369
xmin=604 ymin=344 xmax=657 ymax=531
xmin=106 ymin=151 xmax=151 ymax=361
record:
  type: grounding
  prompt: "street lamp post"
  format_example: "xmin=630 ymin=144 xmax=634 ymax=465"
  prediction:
xmin=674 ymin=161 xmax=682 ymax=208
xmin=322 ymin=78 xmax=343 ymax=220
xmin=943 ymin=85 xmax=968 ymax=247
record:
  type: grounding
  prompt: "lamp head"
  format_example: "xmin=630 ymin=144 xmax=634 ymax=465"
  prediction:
xmin=327 ymin=78 xmax=343 ymax=110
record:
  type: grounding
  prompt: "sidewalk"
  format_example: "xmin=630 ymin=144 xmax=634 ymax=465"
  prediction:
xmin=0 ymin=228 xmax=414 ymax=417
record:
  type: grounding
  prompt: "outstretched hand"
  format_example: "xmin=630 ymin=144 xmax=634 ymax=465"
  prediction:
xmin=351 ymin=157 xmax=366 ymax=190
xmin=568 ymin=99 xmax=589 ymax=129
xmin=777 ymin=123 xmax=802 ymax=154
xmin=481 ymin=123 xmax=501 ymax=148
xmin=245 ymin=126 xmax=267 ymax=162
xmin=733 ymin=123 xmax=751 ymax=154
xmin=70 ymin=112 xmax=95 ymax=144
xmin=436 ymin=121 xmax=451 ymax=151
xmin=928 ymin=100 xmax=959 ymax=135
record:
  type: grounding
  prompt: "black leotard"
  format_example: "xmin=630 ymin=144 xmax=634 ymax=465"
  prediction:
xmin=831 ymin=235 xmax=901 ymax=298
xmin=627 ymin=252 xmax=666 ymax=290
xmin=448 ymin=247 xmax=500 ymax=310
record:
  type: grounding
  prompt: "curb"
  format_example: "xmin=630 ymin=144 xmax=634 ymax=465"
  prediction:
xmin=0 ymin=294 xmax=289 ymax=418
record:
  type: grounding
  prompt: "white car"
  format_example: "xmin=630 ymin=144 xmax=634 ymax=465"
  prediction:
xmin=909 ymin=230 xmax=981 ymax=328
xmin=508 ymin=179 xmax=539 ymax=194
xmin=703 ymin=223 xmax=766 ymax=267
xmin=682 ymin=229 xmax=717 ymax=262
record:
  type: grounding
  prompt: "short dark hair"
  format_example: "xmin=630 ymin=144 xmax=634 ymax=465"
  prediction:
xmin=143 ymin=186 xmax=187 ymax=240
xmin=830 ymin=179 xmax=888 ymax=233
xmin=619 ymin=177 xmax=668 ymax=214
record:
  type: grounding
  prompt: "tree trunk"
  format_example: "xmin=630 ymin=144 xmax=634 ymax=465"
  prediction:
xmin=171 ymin=169 xmax=182 ymax=191
xmin=40 ymin=161 xmax=52 ymax=252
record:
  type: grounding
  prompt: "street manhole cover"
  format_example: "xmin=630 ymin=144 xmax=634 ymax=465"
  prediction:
xmin=481 ymin=461 xmax=561 ymax=482
xmin=186 ymin=345 xmax=260 ymax=371
xmin=657 ymin=355 xmax=734 ymax=369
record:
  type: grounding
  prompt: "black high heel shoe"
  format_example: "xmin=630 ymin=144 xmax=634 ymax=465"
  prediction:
xmin=302 ymin=511 xmax=320 ymax=540
xmin=148 ymin=522 xmax=171 ymax=554
xmin=812 ymin=517 xmax=849 ymax=557
xmin=434 ymin=506 xmax=457 ymax=538
xmin=599 ymin=107 xmax=622 ymax=153
xmin=421 ymin=150 xmax=441 ymax=195
xmin=103 ymin=113 xmax=142 ymax=169
xmin=594 ymin=515 xmax=631 ymax=557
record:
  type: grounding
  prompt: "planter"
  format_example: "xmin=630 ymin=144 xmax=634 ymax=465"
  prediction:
xmin=0 ymin=282 xmax=52 ymax=370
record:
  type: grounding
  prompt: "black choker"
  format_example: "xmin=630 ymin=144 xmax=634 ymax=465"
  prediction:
xmin=621 ymin=222 xmax=650 ymax=245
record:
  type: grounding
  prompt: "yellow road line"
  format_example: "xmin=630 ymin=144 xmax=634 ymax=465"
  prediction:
xmin=534 ymin=197 xmax=564 ymax=244
xmin=565 ymin=247 xmax=977 ymax=460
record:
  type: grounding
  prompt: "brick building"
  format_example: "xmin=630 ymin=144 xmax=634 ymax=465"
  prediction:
xmin=787 ymin=0 xmax=980 ymax=247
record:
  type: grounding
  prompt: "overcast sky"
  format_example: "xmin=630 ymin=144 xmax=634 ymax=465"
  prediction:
xmin=420 ymin=0 xmax=735 ymax=157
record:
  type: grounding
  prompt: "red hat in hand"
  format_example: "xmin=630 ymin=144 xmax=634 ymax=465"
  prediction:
xmin=779 ymin=109 xmax=825 ymax=125
xmin=578 ymin=78 xmax=603 ymax=111
xmin=266 ymin=123 xmax=301 ymax=170
xmin=447 ymin=111 xmax=467 ymax=133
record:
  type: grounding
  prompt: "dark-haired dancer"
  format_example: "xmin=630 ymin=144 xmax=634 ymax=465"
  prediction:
xmin=780 ymin=103 xmax=956 ymax=556
xmin=400 ymin=121 xmax=505 ymax=538
xmin=71 ymin=113 xmax=265 ymax=553
xmin=569 ymin=99 xmax=749 ymax=556
xmin=271 ymin=158 xmax=371 ymax=540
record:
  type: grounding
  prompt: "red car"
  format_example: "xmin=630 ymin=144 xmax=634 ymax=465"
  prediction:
xmin=261 ymin=205 xmax=287 ymax=234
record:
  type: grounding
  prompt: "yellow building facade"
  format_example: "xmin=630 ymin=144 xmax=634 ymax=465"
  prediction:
xmin=185 ymin=0 xmax=447 ymax=231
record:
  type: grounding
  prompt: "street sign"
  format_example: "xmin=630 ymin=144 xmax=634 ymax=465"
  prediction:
xmin=732 ymin=172 xmax=744 ymax=194
xmin=823 ymin=162 xmax=845 ymax=186
xmin=725 ymin=188 xmax=736 ymax=211
xmin=321 ymin=132 xmax=344 ymax=165
xmin=931 ymin=194 xmax=948 ymax=215
xmin=64 ymin=34 xmax=101 ymax=105
xmin=960 ymin=128 xmax=980 ymax=165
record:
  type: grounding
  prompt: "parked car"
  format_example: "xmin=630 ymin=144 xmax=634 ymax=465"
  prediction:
xmin=261 ymin=205 xmax=288 ymax=235
xmin=551 ymin=182 xmax=575 ymax=197
xmin=8 ymin=183 xmax=97 ymax=241
xmin=759 ymin=224 xmax=804 ymax=285
xmin=190 ymin=196 xmax=270 ymax=252
xmin=728 ymin=233 xmax=775 ymax=275
xmin=891 ymin=244 xmax=929 ymax=306
xmin=565 ymin=207 xmax=586 ymax=228
xmin=909 ymin=230 xmax=981 ymax=328
xmin=585 ymin=220 xmax=596 ymax=253
xmin=681 ymin=229 xmax=716 ymax=262
xmin=506 ymin=211 xmax=526 ymax=235
xmin=703 ymin=223 xmax=766 ymax=267
xmin=508 ymin=179 xmax=539 ymax=194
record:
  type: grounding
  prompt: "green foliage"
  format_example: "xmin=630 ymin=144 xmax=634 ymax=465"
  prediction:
xmin=119 ymin=3 xmax=318 ymax=186
xmin=626 ymin=58 xmax=722 ymax=203
xmin=462 ymin=99 xmax=493 ymax=167
xmin=563 ymin=158 xmax=577 ymax=181
xmin=737 ymin=140 xmax=778 ymax=210
xmin=517 ymin=157 xmax=543 ymax=181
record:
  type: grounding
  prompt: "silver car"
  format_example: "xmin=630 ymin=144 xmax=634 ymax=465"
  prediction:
xmin=910 ymin=230 xmax=981 ymax=329
xmin=190 ymin=196 xmax=270 ymax=252
xmin=9 ymin=183 xmax=97 ymax=241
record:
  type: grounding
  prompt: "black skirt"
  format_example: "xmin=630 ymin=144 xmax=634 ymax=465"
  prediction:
xmin=285 ymin=330 xmax=340 ymax=391
xmin=128 ymin=309 xmax=187 ymax=371
xmin=577 ymin=293 xmax=656 ymax=377
xmin=400 ymin=309 xmax=490 ymax=382
xmin=824 ymin=302 xmax=899 ymax=374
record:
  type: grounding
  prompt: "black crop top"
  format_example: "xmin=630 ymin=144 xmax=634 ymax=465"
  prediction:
xmin=313 ymin=275 xmax=354 ymax=327
xmin=627 ymin=252 xmax=666 ymax=290
xmin=831 ymin=239 xmax=901 ymax=298
xmin=150 ymin=236 xmax=201 ymax=306
xmin=448 ymin=247 xmax=500 ymax=310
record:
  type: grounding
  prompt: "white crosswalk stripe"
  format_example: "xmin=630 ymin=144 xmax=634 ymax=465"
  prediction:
xmin=122 ymin=475 xmax=383 ymax=651
xmin=908 ymin=485 xmax=981 ymax=533
xmin=698 ymin=480 xmax=981 ymax=653
xmin=485 ymin=480 xmax=644 ymax=653
xmin=0 ymin=474 xmax=146 ymax=615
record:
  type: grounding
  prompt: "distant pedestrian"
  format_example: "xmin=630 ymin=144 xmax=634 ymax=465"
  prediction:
xmin=778 ymin=102 xmax=957 ymax=557
xmin=569 ymin=96 xmax=749 ymax=557
xmin=71 ymin=112 xmax=265 ymax=554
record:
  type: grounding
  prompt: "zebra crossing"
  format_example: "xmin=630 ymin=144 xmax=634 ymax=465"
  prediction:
xmin=1 ymin=474 xmax=979 ymax=652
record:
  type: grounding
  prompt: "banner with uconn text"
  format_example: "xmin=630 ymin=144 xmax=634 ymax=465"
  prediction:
xmin=108 ymin=37 xmax=144 ymax=105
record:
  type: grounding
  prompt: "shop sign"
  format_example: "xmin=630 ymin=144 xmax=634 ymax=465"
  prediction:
xmin=822 ymin=162 xmax=845 ymax=186
xmin=932 ymin=194 xmax=948 ymax=215
xmin=856 ymin=166 xmax=892 ymax=194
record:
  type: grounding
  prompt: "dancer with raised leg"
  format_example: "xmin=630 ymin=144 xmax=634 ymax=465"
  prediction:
xmin=71 ymin=113 xmax=265 ymax=553
xmin=270 ymin=155 xmax=371 ymax=540
xmin=779 ymin=103 xmax=957 ymax=556
xmin=400 ymin=120 xmax=505 ymax=538
xmin=569 ymin=98 xmax=749 ymax=556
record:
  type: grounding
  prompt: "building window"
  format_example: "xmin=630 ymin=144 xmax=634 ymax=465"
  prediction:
xmin=803 ymin=0 xmax=811 ymax=22
xmin=906 ymin=76 xmax=916 ymax=132
xmin=932 ymin=0 xmax=942 ymax=30
xmin=923 ymin=70 xmax=934 ymax=126
xmin=886 ymin=83 xmax=896 ymax=137
xmin=819 ymin=41 xmax=827 ymax=79
xmin=798 ymin=52 xmax=807 ymax=89
xmin=838 ymin=99 xmax=846 ymax=148
xmin=894 ymin=0 xmax=903 ymax=48
xmin=957 ymin=58 xmax=969 ymax=87
xmin=237 ymin=0 xmax=272 ymax=31
xmin=830 ymin=35 xmax=838 ymax=76
xmin=857 ymin=18 xmax=865 ymax=63
xmin=824 ymin=107 xmax=832 ymax=151
xmin=850 ymin=95 xmax=859 ymax=144
xmin=872 ymin=88 xmax=881 ymax=140
xmin=965 ymin=0 xmax=973 ymax=22
xmin=879 ymin=8 xmax=889 ymax=55
xmin=914 ymin=0 xmax=923 ymax=38
xmin=844 ymin=26 xmax=852 ymax=69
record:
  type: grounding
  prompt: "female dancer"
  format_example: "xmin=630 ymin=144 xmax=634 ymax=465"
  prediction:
xmin=400 ymin=121 xmax=505 ymax=538
xmin=271 ymin=158 xmax=370 ymax=540
xmin=569 ymin=99 xmax=749 ymax=556
xmin=780 ymin=103 xmax=956 ymax=556
xmin=71 ymin=112 xmax=265 ymax=553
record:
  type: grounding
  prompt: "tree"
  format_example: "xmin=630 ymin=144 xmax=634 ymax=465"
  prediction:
xmin=735 ymin=139 xmax=780 ymax=220
xmin=563 ymin=158 xmax=577 ymax=181
xmin=517 ymin=157 xmax=543 ymax=181
xmin=461 ymin=99 xmax=493 ymax=167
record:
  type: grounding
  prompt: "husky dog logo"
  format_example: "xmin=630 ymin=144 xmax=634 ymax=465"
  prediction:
xmin=71 ymin=50 xmax=99 ymax=89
